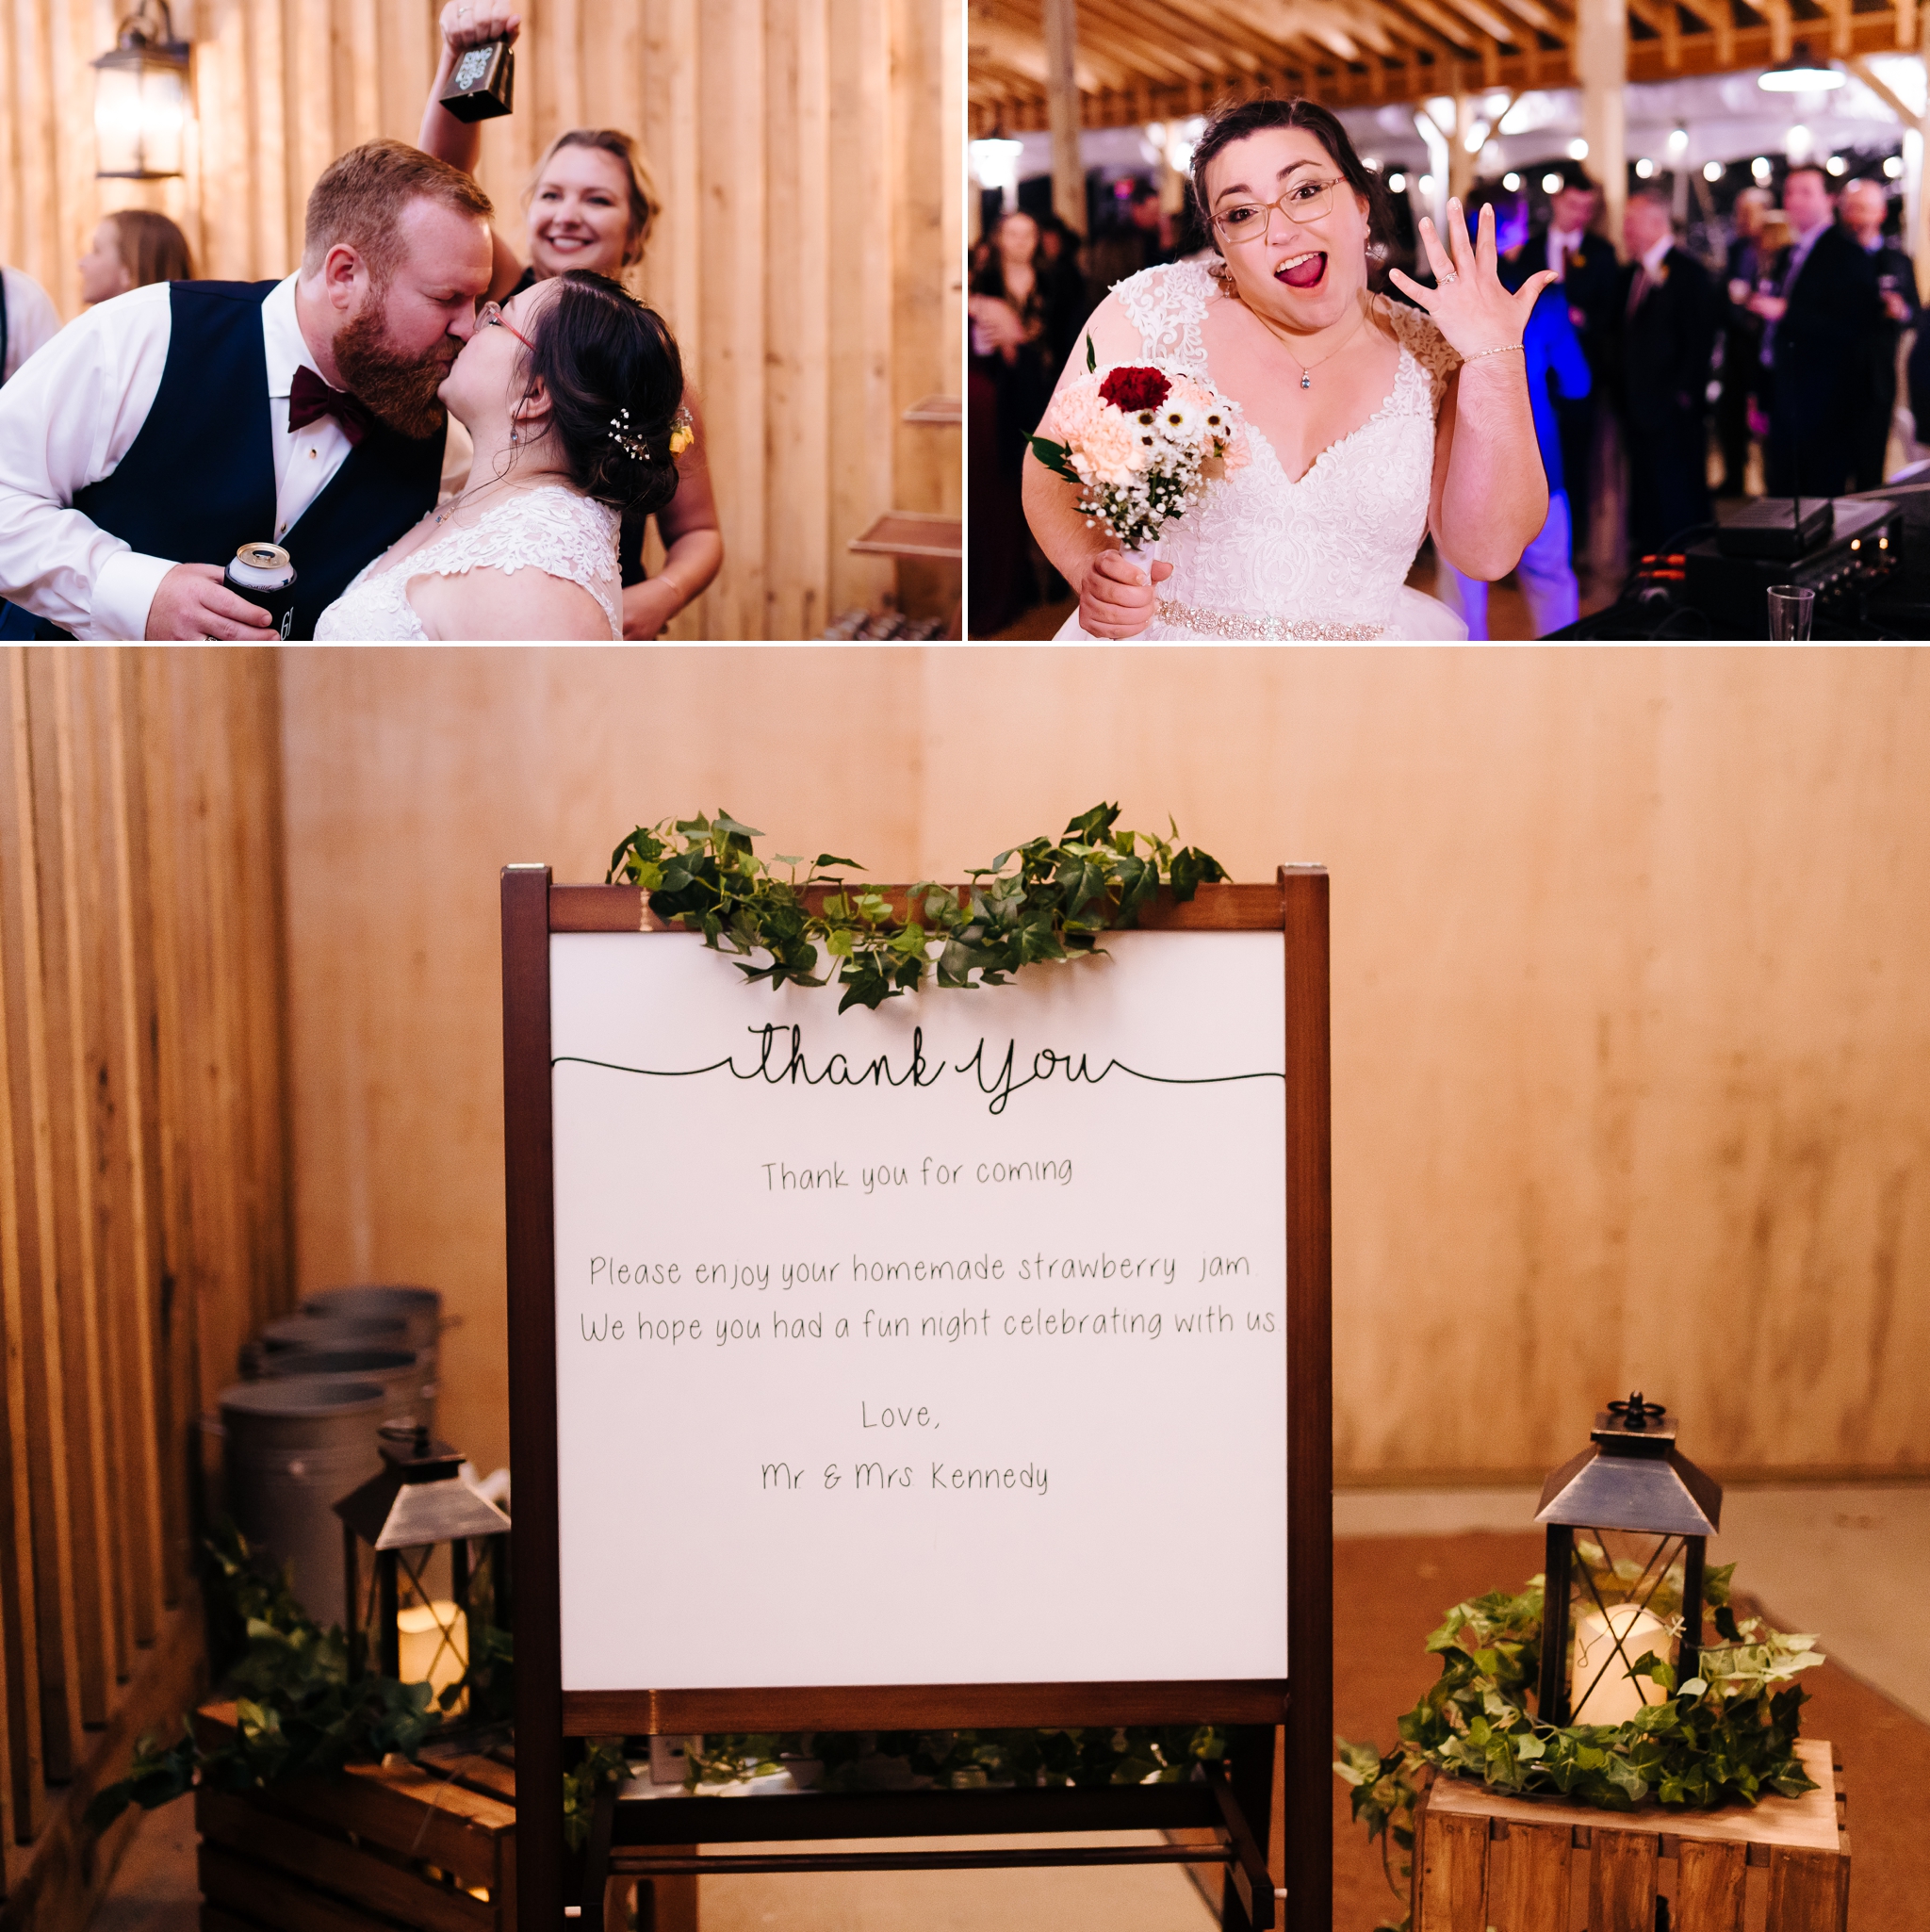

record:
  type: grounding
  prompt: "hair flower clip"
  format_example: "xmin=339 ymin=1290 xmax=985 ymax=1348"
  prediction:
xmin=668 ymin=405 xmax=695 ymax=457
xmin=608 ymin=407 xmax=650 ymax=461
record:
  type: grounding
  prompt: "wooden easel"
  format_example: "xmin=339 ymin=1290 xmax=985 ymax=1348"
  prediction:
xmin=501 ymin=866 xmax=1333 ymax=1931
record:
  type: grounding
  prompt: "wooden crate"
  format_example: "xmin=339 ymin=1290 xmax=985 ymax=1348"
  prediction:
xmin=191 ymin=1702 xmax=516 ymax=1932
xmin=1412 ymin=1736 xmax=1848 ymax=1932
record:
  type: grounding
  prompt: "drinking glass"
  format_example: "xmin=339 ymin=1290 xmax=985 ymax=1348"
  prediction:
xmin=1765 ymin=584 xmax=1814 ymax=640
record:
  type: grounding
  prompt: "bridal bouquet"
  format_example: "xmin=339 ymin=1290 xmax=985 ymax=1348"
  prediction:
xmin=1029 ymin=338 xmax=1249 ymax=553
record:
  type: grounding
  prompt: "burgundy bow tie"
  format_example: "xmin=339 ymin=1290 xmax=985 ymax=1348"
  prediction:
xmin=288 ymin=365 xmax=376 ymax=446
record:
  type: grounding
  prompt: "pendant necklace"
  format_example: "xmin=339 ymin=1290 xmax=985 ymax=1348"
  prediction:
xmin=430 ymin=470 xmax=519 ymax=529
xmin=1255 ymin=294 xmax=1372 ymax=390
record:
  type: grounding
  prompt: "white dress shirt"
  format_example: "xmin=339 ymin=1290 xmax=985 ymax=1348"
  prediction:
xmin=0 ymin=273 xmax=352 ymax=638
xmin=1547 ymin=225 xmax=1586 ymax=279
xmin=1627 ymin=232 xmax=1674 ymax=315
xmin=2 ymin=266 xmax=62 ymax=383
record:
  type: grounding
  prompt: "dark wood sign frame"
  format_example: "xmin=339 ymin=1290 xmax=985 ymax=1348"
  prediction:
xmin=502 ymin=866 xmax=1333 ymax=1931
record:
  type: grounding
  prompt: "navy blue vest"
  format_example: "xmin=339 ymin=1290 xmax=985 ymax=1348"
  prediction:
xmin=71 ymin=280 xmax=445 ymax=639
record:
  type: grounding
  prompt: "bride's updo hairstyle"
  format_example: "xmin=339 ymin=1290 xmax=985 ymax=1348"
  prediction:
xmin=1188 ymin=97 xmax=1392 ymax=259
xmin=515 ymin=270 xmax=685 ymax=519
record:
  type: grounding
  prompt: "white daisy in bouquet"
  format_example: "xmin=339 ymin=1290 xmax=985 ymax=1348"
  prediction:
xmin=1029 ymin=338 xmax=1251 ymax=555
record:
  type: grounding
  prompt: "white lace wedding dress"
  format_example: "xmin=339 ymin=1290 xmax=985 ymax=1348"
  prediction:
xmin=315 ymin=483 xmax=623 ymax=640
xmin=1058 ymin=261 xmax=1467 ymax=641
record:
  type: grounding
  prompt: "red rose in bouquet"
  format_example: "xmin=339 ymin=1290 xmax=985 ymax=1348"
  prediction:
xmin=1098 ymin=366 xmax=1171 ymax=413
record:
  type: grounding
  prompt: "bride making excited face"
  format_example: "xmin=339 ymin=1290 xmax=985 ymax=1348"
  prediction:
xmin=1022 ymin=97 xmax=1556 ymax=640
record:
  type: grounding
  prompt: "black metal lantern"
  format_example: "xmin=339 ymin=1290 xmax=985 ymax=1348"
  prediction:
xmin=335 ymin=1423 xmax=511 ymax=1704
xmin=1534 ymin=1393 xmax=1723 ymax=1727
xmin=92 ymin=2 xmax=191 ymax=180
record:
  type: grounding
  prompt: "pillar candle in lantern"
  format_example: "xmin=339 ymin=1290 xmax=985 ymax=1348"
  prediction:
xmin=1569 ymin=1603 xmax=1676 ymax=1724
xmin=396 ymin=1600 xmax=468 ymax=1705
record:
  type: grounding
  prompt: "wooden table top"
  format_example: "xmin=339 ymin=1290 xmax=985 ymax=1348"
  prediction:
xmin=1425 ymin=1736 xmax=1843 ymax=1855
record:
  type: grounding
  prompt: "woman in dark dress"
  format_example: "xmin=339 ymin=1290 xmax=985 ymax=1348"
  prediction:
xmin=968 ymin=210 xmax=1065 ymax=632
xmin=420 ymin=0 xmax=721 ymax=637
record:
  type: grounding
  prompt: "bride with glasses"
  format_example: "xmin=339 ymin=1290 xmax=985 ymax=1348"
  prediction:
xmin=315 ymin=272 xmax=685 ymax=639
xmin=1023 ymin=97 xmax=1557 ymax=640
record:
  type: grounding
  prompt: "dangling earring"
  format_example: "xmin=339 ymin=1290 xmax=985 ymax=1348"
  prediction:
xmin=511 ymin=426 xmax=520 ymax=445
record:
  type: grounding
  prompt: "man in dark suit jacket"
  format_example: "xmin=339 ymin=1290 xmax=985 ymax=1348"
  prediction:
xmin=1840 ymin=176 xmax=1917 ymax=491
xmin=1502 ymin=161 xmax=1623 ymax=557
xmin=1618 ymin=189 xmax=1718 ymax=553
xmin=1751 ymin=163 xmax=1881 ymax=498
xmin=1716 ymin=187 xmax=1772 ymax=495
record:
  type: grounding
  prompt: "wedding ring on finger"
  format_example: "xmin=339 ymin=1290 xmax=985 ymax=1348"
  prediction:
xmin=1441 ymin=268 xmax=1460 ymax=283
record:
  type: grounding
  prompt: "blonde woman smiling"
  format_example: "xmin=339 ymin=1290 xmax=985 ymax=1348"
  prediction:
xmin=418 ymin=0 xmax=721 ymax=637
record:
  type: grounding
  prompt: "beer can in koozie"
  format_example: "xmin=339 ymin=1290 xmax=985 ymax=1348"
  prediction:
xmin=224 ymin=542 xmax=298 ymax=638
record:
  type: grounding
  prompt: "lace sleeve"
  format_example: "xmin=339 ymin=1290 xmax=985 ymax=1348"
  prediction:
xmin=410 ymin=486 xmax=623 ymax=636
xmin=1111 ymin=261 xmax=1214 ymax=372
xmin=1382 ymin=302 xmax=1464 ymax=416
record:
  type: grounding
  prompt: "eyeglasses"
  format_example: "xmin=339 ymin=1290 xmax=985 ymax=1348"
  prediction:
xmin=1213 ymin=177 xmax=1342 ymax=244
xmin=478 ymin=300 xmax=533 ymax=348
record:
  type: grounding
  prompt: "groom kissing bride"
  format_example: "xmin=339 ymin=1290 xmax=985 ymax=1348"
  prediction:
xmin=0 ymin=138 xmax=688 ymax=640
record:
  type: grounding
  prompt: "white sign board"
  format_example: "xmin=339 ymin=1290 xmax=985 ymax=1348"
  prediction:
xmin=551 ymin=929 xmax=1287 ymax=1692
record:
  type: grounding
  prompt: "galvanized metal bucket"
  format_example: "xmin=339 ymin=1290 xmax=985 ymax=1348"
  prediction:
xmin=239 ymin=1312 xmax=417 ymax=1383
xmin=218 ymin=1376 xmax=387 ymax=1624
xmin=262 ymin=1312 xmax=412 ymax=1353
xmin=258 ymin=1346 xmax=437 ymax=1435
xmin=301 ymin=1285 xmax=442 ymax=1352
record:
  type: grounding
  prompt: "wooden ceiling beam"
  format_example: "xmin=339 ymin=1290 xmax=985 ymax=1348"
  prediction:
xmin=975 ymin=0 xmax=1922 ymax=121
xmin=1382 ymin=0 xmax=1485 ymax=54
xmin=1621 ymin=0 xmax=1681 ymax=64
xmin=1078 ymin=0 xmax=1296 ymax=70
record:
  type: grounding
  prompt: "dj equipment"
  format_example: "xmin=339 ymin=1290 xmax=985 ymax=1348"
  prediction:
xmin=1563 ymin=490 xmax=1921 ymax=639
xmin=1682 ymin=499 xmax=1902 ymax=636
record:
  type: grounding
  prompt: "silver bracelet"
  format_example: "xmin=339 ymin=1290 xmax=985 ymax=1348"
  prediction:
xmin=1464 ymin=342 xmax=1525 ymax=361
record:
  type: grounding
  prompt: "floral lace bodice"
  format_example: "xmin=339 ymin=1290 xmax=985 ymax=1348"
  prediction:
xmin=314 ymin=483 xmax=622 ymax=640
xmin=1103 ymin=260 xmax=1462 ymax=636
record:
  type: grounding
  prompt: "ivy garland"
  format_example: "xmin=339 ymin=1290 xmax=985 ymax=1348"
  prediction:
xmin=605 ymin=803 xmax=1228 ymax=1012
xmin=563 ymin=1727 xmax=1232 ymax=1850
xmin=1333 ymin=1563 xmax=1825 ymax=1932
xmin=681 ymin=1726 xmax=1227 ymax=1793
xmin=86 ymin=1523 xmax=514 ymax=1832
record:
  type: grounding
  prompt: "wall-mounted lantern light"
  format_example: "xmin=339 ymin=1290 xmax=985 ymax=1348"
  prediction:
xmin=93 ymin=3 xmax=191 ymax=181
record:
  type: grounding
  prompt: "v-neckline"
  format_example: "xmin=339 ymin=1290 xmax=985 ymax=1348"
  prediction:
xmin=1203 ymin=292 xmax=1409 ymax=486
xmin=1240 ymin=350 xmax=1411 ymax=487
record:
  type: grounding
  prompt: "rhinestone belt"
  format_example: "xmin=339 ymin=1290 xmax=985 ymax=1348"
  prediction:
xmin=1154 ymin=597 xmax=1385 ymax=642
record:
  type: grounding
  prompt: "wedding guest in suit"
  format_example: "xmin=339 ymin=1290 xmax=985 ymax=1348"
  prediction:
xmin=418 ymin=0 xmax=720 ymax=637
xmin=1501 ymin=161 xmax=1620 ymax=556
xmin=78 ymin=210 xmax=195 ymax=305
xmin=1840 ymin=176 xmax=1916 ymax=490
xmin=1716 ymin=186 xmax=1771 ymax=496
xmin=1618 ymin=188 xmax=1717 ymax=553
xmin=1087 ymin=182 xmax=1176 ymax=298
xmin=1749 ymin=162 xmax=1879 ymax=497
xmin=0 ymin=139 xmax=492 ymax=638
xmin=0 ymin=261 xmax=60 ymax=385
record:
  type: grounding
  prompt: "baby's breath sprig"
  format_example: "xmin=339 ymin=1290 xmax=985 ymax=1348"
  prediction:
xmin=608 ymin=406 xmax=650 ymax=462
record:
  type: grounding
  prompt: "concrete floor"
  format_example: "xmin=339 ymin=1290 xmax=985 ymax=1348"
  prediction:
xmin=87 ymin=1795 xmax=197 ymax=1932
xmin=89 ymin=1481 xmax=1927 ymax=1930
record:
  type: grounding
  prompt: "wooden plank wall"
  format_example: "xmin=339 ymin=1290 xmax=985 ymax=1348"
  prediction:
xmin=0 ymin=647 xmax=290 ymax=1926
xmin=0 ymin=0 xmax=960 ymax=640
xmin=281 ymin=647 xmax=1930 ymax=1487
